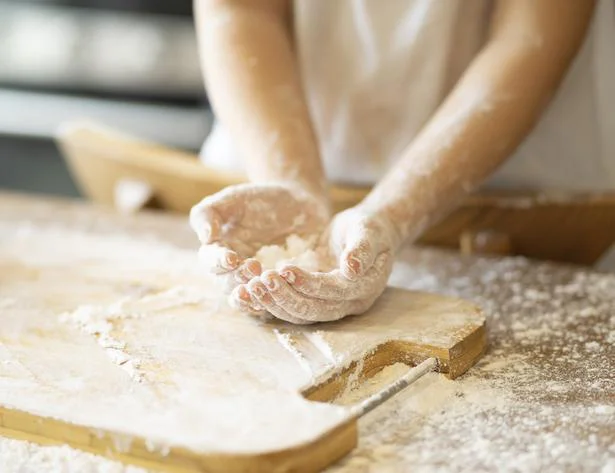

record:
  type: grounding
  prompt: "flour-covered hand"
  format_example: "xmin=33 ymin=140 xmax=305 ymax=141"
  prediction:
xmin=231 ymin=207 xmax=401 ymax=323
xmin=190 ymin=183 xmax=329 ymax=294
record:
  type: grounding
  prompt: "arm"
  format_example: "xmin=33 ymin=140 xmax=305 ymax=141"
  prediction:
xmin=191 ymin=1 xmax=329 ymax=297
xmin=361 ymin=0 xmax=596 ymax=244
xmin=232 ymin=0 xmax=597 ymax=324
xmin=193 ymin=0 xmax=326 ymax=200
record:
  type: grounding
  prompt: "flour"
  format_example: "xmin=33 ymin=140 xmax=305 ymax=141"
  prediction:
xmin=334 ymin=363 xmax=410 ymax=406
xmin=59 ymin=302 xmax=145 ymax=382
xmin=273 ymin=328 xmax=313 ymax=376
xmin=336 ymin=358 xmax=366 ymax=402
xmin=329 ymin=247 xmax=615 ymax=473
xmin=59 ymin=287 xmax=210 ymax=383
xmin=253 ymin=234 xmax=322 ymax=272
xmin=0 ymin=438 xmax=146 ymax=473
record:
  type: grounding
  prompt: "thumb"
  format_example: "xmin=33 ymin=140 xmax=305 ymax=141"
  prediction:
xmin=189 ymin=201 xmax=221 ymax=244
xmin=339 ymin=223 xmax=380 ymax=281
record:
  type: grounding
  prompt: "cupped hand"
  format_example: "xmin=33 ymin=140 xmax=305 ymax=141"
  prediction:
xmin=230 ymin=206 xmax=401 ymax=324
xmin=190 ymin=183 xmax=329 ymax=293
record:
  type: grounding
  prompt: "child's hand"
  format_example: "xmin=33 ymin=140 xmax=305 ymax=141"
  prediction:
xmin=230 ymin=207 xmax=400 ymax=323
xmin=190 ymin=183 xmax=329 ymax=294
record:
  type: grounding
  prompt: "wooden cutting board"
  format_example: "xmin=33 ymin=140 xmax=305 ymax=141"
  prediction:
xmin=0 ymin=194 xmax=486 ymax=473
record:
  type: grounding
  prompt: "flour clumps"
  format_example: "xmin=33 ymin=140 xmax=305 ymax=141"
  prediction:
xmin=254 ymin=234 xmax=322 ymax=272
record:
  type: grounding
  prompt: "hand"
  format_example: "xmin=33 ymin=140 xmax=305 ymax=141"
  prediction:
xmin=230 ymin=206 xmax=401 ymax=324
xmin=190 ymin=183 xmax=329 ymax=293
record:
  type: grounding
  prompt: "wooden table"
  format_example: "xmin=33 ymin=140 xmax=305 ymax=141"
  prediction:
xmin=0 ymin=193 xmax=613 ymax=472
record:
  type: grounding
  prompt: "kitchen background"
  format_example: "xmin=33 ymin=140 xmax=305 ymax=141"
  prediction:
xmin=0 ymin=0 xmax=211 ymax=196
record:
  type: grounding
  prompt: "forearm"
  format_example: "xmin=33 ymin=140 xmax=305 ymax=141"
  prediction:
xmin=194 ymin=0 xmax=326 ymax=198
xmin=361 ymin=0 xmax=595 ymax=244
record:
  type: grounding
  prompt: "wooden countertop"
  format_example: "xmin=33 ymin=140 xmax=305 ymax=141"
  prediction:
xmin=0 ymin=192 xmax=613 ymax=472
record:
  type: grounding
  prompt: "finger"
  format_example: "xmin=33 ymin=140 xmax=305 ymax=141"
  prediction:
xmin=246 ymin=278 xmax=314 ymax=325
xmin=280 ymin=266 xmax=347 ymax=299
xmin=320 ymin=299 xmax=371 ymax=322
xmin=229 ymin=285 xmax=267 ymax=317
xmin=233 ymin=258 xmax=263 ymax=284
xmin=189 ymin=202 xmax=222 ymax=244
xmin=261 ymin=270 xmax=361 ymax=323
xmin=198 ymin=244 xmax=241 ymax=274
xmin=340 ymin=224 xmax=378 ymax=280
xmin=278 ymin=281 xmax=386 ymax=323
xmin=261 ymin=271 xmax=314 ymax=320
xmin=279 ymin=253 xmax=390 ymax=300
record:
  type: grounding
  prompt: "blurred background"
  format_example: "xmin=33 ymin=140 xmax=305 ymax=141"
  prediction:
xmin=0 ymin=0 xmax=212 ymax=196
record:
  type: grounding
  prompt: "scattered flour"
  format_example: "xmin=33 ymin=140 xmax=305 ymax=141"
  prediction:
xmin=59 ymin=286 xmax=210 ymax=382
xmin=273 ymin=329 xmax=313 ymax=376
xmin=335 ymin=358 xmax=367 ymax=403
xmin=2 ymin=221 xmax=613 ymax=472
xmin=329 ymin=247 xmax=615 ymax=473
xmin=0 ymin=439 xmax=147 ymax=473
xmin=60 ymin=301 xmax=144 ymax=382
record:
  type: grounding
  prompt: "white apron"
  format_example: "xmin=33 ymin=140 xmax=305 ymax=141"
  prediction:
xmin=200 ymin=0 xmax=615 ymax=266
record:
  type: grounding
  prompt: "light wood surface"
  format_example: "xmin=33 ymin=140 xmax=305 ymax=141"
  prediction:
xmin=56 ymin=121 xmax=615 ymax=266
xmin=56 ymin=121 xmax=367 ymax=215
xmin=0 ymin=192 xmax=485 ymax=473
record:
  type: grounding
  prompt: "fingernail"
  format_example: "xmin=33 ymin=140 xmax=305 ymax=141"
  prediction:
xmin=238 ymin=286 xmax=250 ymax=301
xmin=236 ymin=267 xmax=250 ymax=282
xmin=264 ymin=275 xmax=278 ymax=290
xmin=252 ymin=285 xmax=265 ymax=298
xmin=281 ymin=270 xmax=296 ymax=284
xmin=246 ymin=260 xmax=261 ymax=277
xmin=226 ymin=253 xmax=239 ymax=268
xmin=348 ymin=256 xmax=362 ymax=274
xmin=244 ymin=263 xmax=257 ymax=278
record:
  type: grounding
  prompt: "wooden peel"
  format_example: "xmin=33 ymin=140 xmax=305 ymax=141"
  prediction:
xmin=0 ymin=194 xmax=486 ymax=473
xmin=0 ymin=289 xmax=484 ymax=473
xmin=56 ymin=121 xmax=615 ymax=266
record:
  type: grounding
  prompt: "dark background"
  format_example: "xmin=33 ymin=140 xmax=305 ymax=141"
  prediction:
xmin=0 ymin=0 xmax=211 ymax=197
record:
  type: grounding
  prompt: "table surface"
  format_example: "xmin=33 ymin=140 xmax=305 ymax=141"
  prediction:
xmin=0 ymin=192 xmax=613 ymax=473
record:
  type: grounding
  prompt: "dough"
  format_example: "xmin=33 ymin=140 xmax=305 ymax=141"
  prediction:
xmin=254 ymin=234 xmax=323 ymax=272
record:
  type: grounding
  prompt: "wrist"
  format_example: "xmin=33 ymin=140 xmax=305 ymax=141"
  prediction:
xmin=352 ymin=202 xmax=405 ymax=251
xmin=300 ymin=185 xmax=332 ymax=224
xmin=282 ymin=179 xmax=331 ymax=217
xmin=257 ymin=179 xmax=331 ymax=224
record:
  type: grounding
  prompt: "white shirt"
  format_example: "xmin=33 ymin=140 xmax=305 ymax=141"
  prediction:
xmin=202 ymin=0 xmax=615 ymax=191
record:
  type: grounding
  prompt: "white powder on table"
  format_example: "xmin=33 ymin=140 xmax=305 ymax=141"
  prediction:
xmin=59 ymin=286 xmax=209 ymax=383
xmin=2 ymin=225 xmax=613 ymax=472
xmin=0 ymin=438 xmax=147 ymax=473
xmin=329 ymin=247 xmax=615 ymax=473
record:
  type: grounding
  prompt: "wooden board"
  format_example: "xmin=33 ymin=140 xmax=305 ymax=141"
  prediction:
xmin=0 ymin=193 xmax=486 ymax=473
xmin=56 ymin=121 xmax=367 ymax=215
xmin=57 ymin=121 xmax=615 ymax=265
